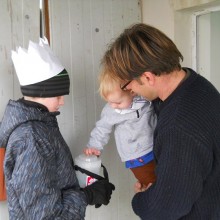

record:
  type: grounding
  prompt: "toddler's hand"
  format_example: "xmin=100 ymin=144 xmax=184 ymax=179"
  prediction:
xmin=83 ymin=147 xmax=101 ymax=156
xmin=134 ymin=181 xmax=152 ymax=193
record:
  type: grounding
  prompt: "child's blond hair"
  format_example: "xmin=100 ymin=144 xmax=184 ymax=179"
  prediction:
xmin=99 ymin=70 xmax=122 ymax=101
xmin=99 ymin=71 xmax=120 ymax=100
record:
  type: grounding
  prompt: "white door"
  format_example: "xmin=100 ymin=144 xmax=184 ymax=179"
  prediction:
xmin=193 ymin=7 xmax=220 ymax=91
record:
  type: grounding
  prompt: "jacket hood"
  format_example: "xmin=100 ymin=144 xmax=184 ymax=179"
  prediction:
xmin=0 ymin=99 xmax=59 ymax=201
xmin=0 ymin=99 xmax=59 ymax=147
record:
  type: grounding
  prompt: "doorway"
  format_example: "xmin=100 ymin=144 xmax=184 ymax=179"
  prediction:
xmin=192 ymin=7 xmax=220 ymax=91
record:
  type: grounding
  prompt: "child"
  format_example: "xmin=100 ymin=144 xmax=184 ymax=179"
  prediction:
xmin=84 ymin=72 xmax=157 ymax=187
xmin=0 ymin=38 xmax=114 ymax=219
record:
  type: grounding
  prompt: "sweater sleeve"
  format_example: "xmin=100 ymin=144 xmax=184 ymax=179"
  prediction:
xmin=132 ymin=126 xmax=213 ymax=220
xmin=4 ymin=133 xmax=87 ymax=220
xmin=87 ymin=104 xmax=114 ymax=150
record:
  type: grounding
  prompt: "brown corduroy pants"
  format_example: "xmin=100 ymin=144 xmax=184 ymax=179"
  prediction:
xmin=130 ymin=160 xmax=156 ymax=187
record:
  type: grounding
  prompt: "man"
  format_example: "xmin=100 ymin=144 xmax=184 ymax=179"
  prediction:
xmin=100 ymin=23 xmax=220 ymax=219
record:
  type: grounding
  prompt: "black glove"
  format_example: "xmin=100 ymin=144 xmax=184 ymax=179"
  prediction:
xmin=82 ymin=179 xmax=115 ymax=206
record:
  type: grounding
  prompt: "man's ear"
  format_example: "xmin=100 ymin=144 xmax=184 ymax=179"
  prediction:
xmin=131 ymin=91 xmax=137 ymax=96
xmin=141 ymin=72 xmax=155 ymax=86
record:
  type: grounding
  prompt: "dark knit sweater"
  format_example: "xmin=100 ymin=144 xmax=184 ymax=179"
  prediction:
xmin=132 ymin=68 xmax=220 ymax=220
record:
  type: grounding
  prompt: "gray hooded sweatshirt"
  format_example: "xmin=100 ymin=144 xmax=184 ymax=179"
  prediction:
xmin=87 ymin=96 xmax=157 ymax=162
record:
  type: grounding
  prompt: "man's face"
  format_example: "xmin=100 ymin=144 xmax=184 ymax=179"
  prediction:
xmin=124 ymin=77 xmax=157 ymax=101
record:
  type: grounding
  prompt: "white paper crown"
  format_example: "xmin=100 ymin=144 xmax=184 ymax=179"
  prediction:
xmin=11 ymin=37 xmax=65 ymax=86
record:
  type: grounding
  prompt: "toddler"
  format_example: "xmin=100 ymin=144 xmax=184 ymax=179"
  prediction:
xmin=84 ymin=72 xmax=157 ymax=187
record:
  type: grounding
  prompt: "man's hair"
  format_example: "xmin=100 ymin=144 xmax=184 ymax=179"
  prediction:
xmin=101 ymin=23 xmax=183 ymax=81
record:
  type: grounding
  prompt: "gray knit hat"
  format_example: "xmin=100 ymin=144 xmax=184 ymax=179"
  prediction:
xmin=20 ymin=69 xmax=70 ymax=97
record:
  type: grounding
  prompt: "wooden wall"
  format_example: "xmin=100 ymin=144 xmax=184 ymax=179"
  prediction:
xmin=49 ymin=1 xmax=141 ymax=219
xmin=0 ymin=0 xmax=141 ymax=219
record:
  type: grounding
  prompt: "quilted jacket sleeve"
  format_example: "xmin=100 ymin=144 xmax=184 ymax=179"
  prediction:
xmin=4 ymin=126 xmax=87 ymax=220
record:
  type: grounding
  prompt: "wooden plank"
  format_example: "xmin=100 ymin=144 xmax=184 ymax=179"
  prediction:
xmin=49 ymin=0 xmax=75 ymax=154
xmin=0 ymin=0 xmax=39 ymax=115
xmin=0 ymin=1 xmax=39 ymax=219
xmin=67 ymin=0 xmax=89 ymax=157
xmin=10 ymin=0 xmax=39 ymax=100
xmin=0 ymin=0 xmax=14 ymax=118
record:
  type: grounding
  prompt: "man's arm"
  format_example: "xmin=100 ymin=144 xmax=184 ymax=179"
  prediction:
xmin=132 ymin=127 xmax=211 ymax=219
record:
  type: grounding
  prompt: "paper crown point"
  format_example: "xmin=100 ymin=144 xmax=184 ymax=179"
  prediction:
xmin=11 ymin=37 xmax=64 ymax=86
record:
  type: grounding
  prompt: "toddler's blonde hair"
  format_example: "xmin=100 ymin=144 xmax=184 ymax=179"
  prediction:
xmin=99 ymin=70 xmax=123 ymax=101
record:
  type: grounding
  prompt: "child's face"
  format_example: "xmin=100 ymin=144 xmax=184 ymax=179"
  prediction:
xmin=44 ymin=96 xmax=65 ymax=112
xmin=107 ymin=89 xmax=133 ymax=109
xmin=33 ymin=96 xmax=65 ymax=112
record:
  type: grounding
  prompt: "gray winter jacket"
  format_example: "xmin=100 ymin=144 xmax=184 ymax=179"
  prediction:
xmin=87 ymin=97 xmax=157 ymax=162
xmin=0 ymin=99 xmax=87 ymax=220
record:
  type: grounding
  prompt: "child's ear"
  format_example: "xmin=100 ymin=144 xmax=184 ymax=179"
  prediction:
xmin=141 ymin=72 xmax=156 ymax=86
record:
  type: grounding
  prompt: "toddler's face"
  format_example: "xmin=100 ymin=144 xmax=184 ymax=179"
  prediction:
xmin=107 ymin=90 xmax=133 ymax=109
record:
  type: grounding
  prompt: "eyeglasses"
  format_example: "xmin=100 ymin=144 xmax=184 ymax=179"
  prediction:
xmin=120 ymin=80 xmax=132 ymax=91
